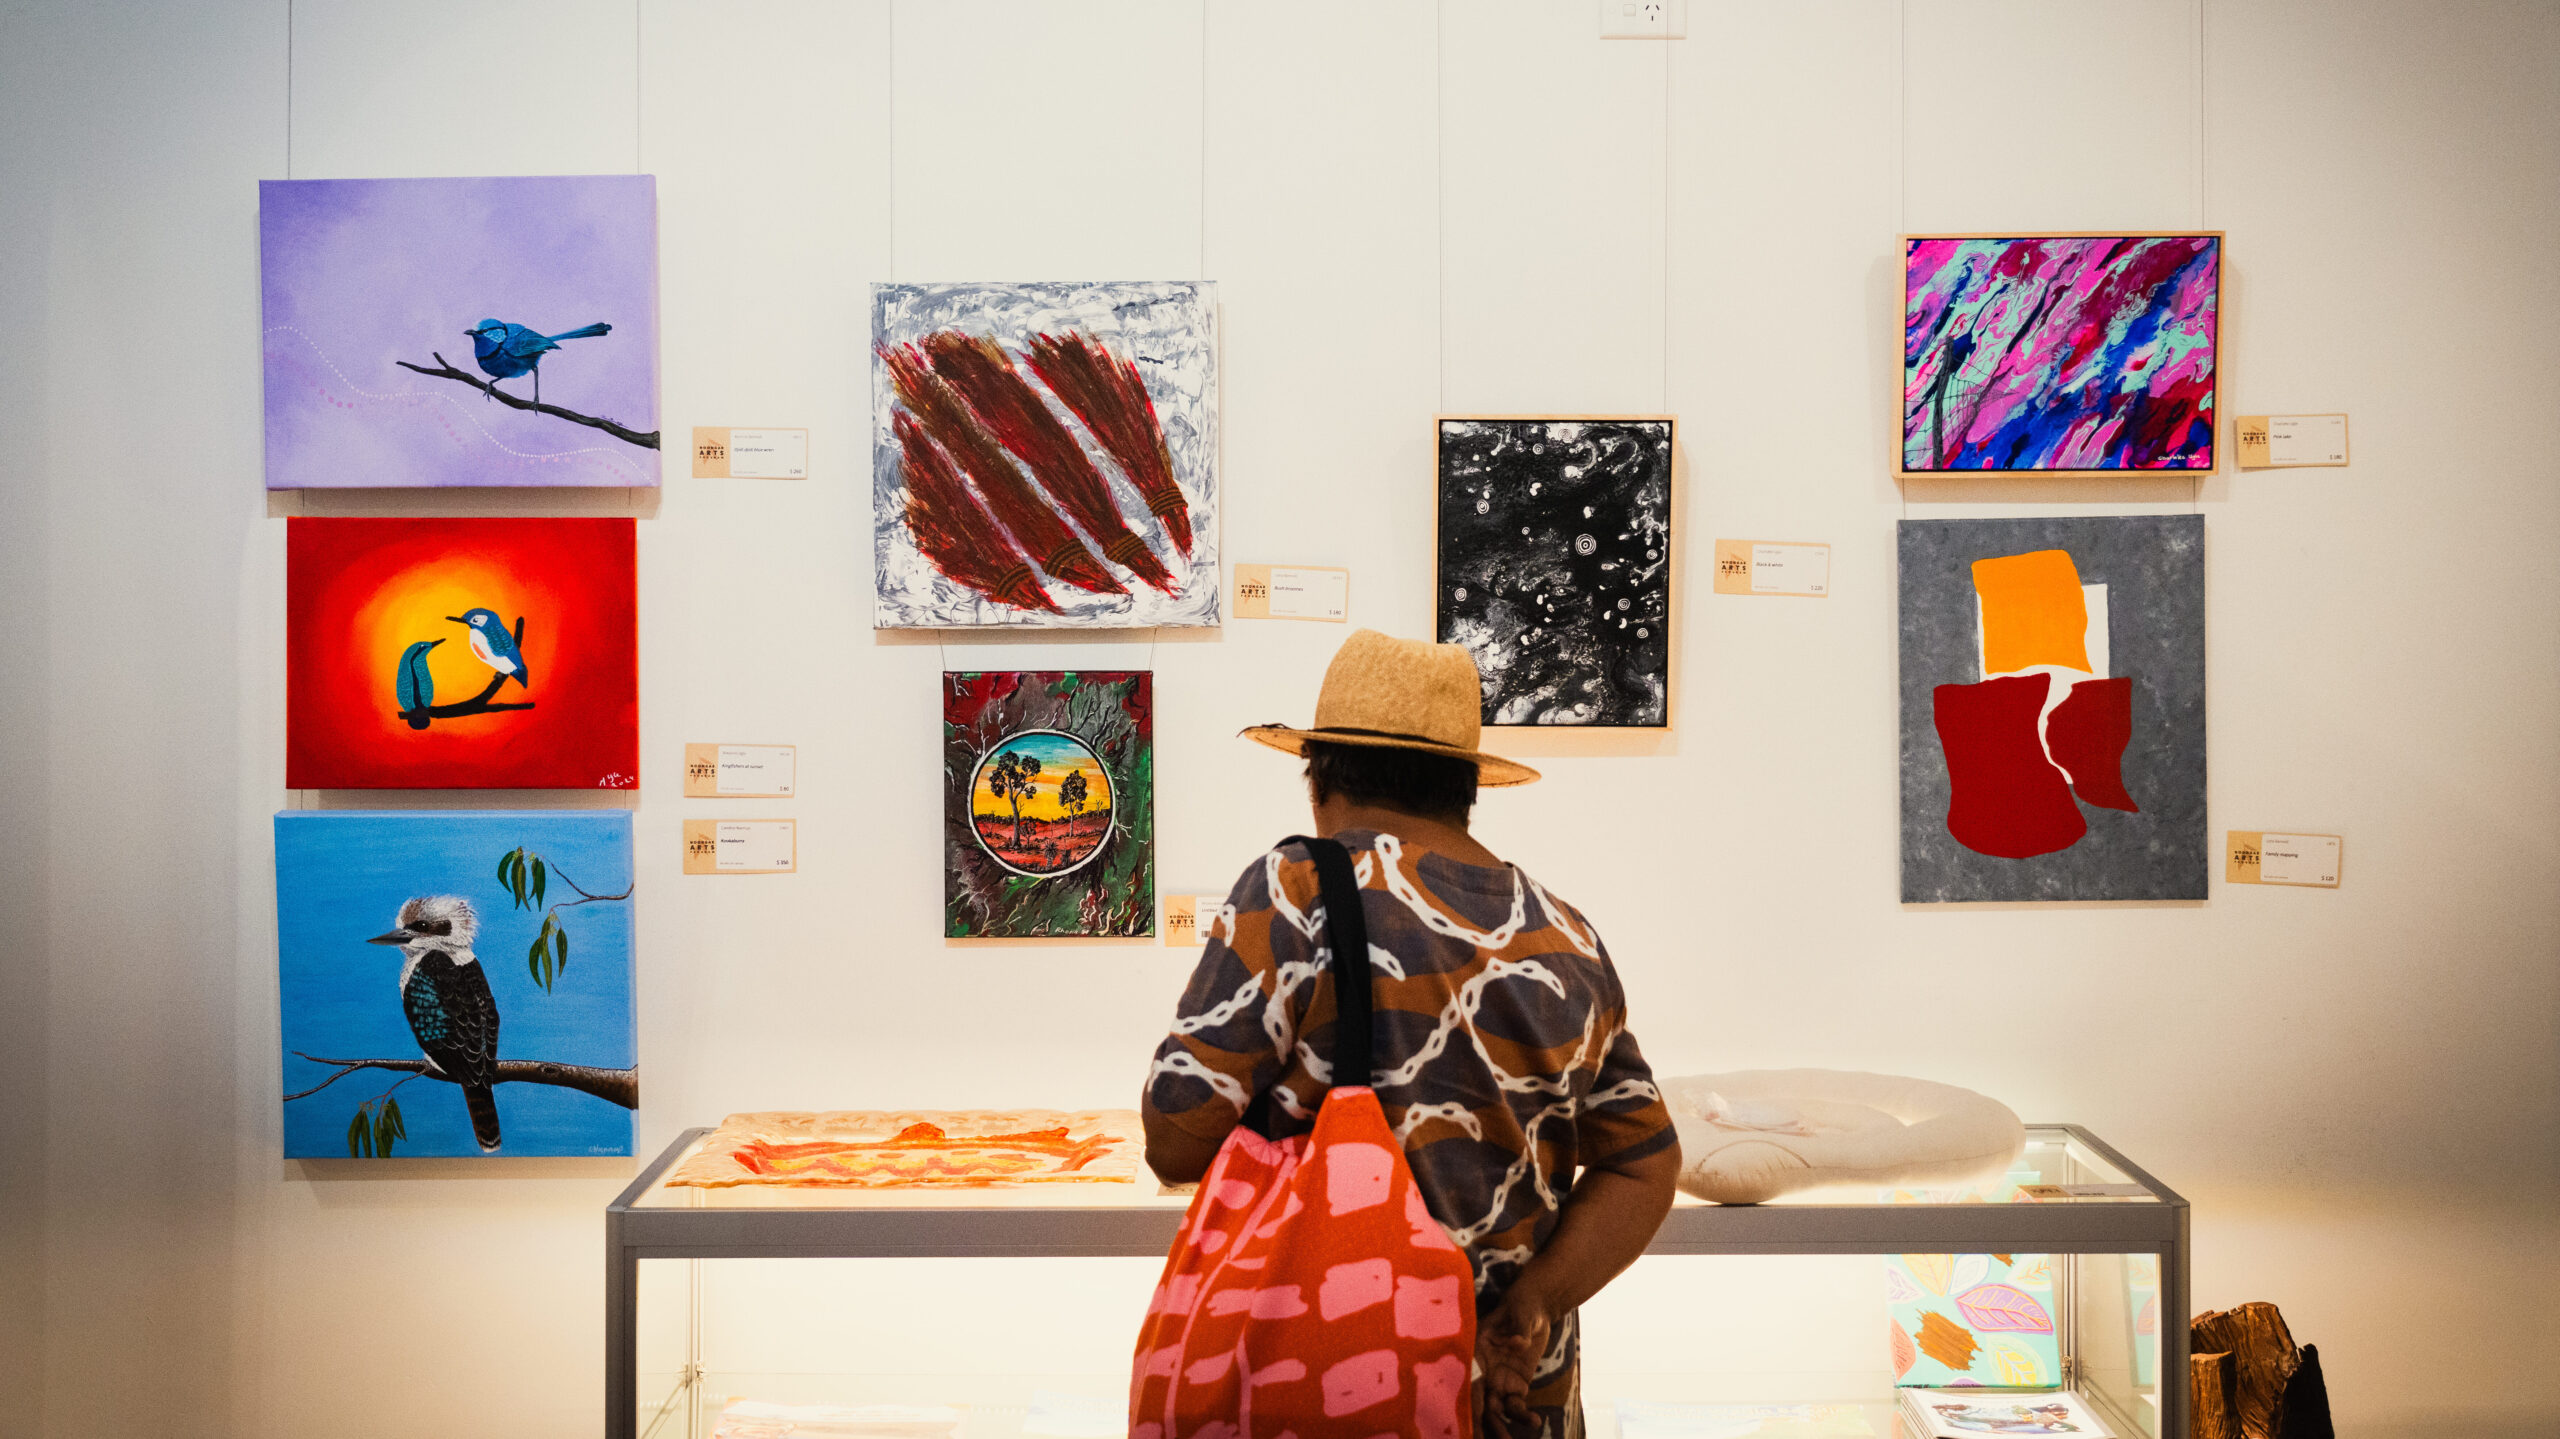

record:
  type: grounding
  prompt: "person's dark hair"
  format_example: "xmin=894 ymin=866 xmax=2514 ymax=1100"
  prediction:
xmin=1303 ymin=739 xmax=1478 ymax=821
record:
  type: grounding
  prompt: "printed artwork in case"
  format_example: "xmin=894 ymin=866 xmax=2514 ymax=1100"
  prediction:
xmin=1888 ymin=1253 xmax=2061 ymax=1389
xmin=873 ymin=283 xmax=1218 ymax=628
xmin=1898 ymin=515 xmax=2205 ymax=902
xmin=286 ymin=517 xmax=639 ymax=790
xmin=276 ymin=810 xmax=635 ymax=1158
xmin=1902 ymin=234 xmax=2219 ymax=475
xmin=944 ymin=671 xmax=1154 ymax=937
xmin=260 ymin=175 xmax=660 ymax=488
xmin=1436 ymin=417 xmax=1675 ymax=727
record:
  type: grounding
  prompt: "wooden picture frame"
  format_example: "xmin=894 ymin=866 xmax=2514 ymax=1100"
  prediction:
xmin=1898 ymin=232 xmax=2225 ymax=479
xmin=1433 ymin=414 xmax=1679 ymax=731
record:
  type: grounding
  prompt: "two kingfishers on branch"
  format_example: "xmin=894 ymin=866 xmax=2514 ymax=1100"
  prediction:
xmin=447 ymin=608 xmax=529 ymax=689
xmin=467 ymin=317 xmax=611 ymax=409
xmin=368 ymin=895 xmax=503 ymax=1153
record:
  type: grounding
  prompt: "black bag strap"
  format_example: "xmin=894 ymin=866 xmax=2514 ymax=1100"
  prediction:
xmin=1283 ymin=834 xmax=1373 ymax=1091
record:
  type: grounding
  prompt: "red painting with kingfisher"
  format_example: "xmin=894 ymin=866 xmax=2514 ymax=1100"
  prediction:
xmin=286 ymin=517 xmax=638 ymax=789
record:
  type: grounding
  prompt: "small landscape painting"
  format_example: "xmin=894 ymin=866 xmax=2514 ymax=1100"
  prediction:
xmin=944 ymin=671 xmax=1153 ymax=938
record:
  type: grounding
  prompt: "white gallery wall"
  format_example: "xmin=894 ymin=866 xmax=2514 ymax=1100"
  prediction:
xmin=0 ymin=2 xmax=2553 ymax=1436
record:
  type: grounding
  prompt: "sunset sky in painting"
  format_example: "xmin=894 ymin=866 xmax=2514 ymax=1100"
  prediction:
xmin=970 ymin=732 xmax=1111 ymax=822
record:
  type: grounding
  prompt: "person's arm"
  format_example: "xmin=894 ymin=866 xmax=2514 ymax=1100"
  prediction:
xmin=1138 ymin=858 xmax=1300 ymax=1186
xmin=1475 ymin=1138 xmax=1681 ymax=1435
xmin=1140 ymin=1102 xmax=1227 ymax=1185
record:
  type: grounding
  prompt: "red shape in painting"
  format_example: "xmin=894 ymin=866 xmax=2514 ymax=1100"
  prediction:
xmin=1932 ymin=674 xmax=2086 ymax=859
xmin=2048 ymin=676 xmax=2138 ymax=812
xmin=286 ymin=517 xmax=638 ymax=789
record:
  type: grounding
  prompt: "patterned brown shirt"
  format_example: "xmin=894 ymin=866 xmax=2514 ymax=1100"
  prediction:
xmin=1146 ymin=828 xmax=1674 ymax=1438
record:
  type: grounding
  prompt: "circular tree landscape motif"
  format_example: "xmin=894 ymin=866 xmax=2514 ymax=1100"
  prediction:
xmin=969 ymin=730 xmax=1116 ymax=877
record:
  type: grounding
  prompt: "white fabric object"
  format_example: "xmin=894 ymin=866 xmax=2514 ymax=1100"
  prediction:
xmin=1659 ymin=1069 xmax=2024 ymax=1205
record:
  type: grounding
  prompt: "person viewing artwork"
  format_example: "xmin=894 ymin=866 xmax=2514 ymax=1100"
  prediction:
xmin=1141 ymin=629 xmax=1679 ymax=1438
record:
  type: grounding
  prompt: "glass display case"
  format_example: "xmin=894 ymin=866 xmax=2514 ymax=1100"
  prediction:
xmin=607 ymin=1124 xmax=2185 ymax=1438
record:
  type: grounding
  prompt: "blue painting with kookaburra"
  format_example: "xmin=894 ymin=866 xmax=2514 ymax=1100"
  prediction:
xmin=275 ymin=810 xmax=635 ymax=1158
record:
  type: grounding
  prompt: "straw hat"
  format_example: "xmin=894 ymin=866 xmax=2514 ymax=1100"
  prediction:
xmin=1240 ymin=629 xmax=1541 ymax=787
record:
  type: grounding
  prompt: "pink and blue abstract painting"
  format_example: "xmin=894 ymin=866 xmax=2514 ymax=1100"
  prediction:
xmin=260 ymin=175 xmax=660 ymax=488
xmin=1902 ymin=235 xmax=2220 ymax=474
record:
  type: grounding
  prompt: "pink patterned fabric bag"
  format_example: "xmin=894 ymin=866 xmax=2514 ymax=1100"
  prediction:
xmin=1131 ymin=837 xmax=1477 ymax=1439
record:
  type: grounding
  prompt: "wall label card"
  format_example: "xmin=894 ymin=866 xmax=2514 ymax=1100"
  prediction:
xmin=1234 ymin=564 xmax=1350 ymax=622
xmin=682 ymin=743 xmax=797 ymax=798
xmin=2235 ymin=414 xmax=2349 ymax=469
xmin=2226 ymin=830 xmax=2342 ymax=887
xmin=1164 ymin=894 xmax=1199 ymax=945
xmin=1712 ymin=539 xmax=1830 ymax=597
xmin=682 ymin=818 xmax=796 ymax=874
xmin=691 ymin=426 xmax=809 ymax=479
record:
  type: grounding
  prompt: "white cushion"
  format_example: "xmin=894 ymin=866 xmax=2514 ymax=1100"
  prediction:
xmin=1658 ymin=1069 xmax=2024 ymax=1205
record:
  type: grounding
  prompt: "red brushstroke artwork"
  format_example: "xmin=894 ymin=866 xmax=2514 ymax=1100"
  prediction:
xmin=1025 ymin=331 xmax=1193 ymax=559
xmin=922 ymin=332 xmax=1177 ymax=591
xmin=892 ymin=411 xmax=1060 ymax=615
xmin=1932 ymin=674 xmax=2088 ymax=860
xmin=880 ymin=326 xmax=1191 ymax=614
xmin=883 ymin=345 xmax=1121 ymax=599
xmin=2047 ymin=676 xmax=2139 ymax=812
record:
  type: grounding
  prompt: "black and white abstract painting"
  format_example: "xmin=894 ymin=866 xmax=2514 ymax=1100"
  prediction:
xmin=1436 ymin=418 xmax=1675 ymax=727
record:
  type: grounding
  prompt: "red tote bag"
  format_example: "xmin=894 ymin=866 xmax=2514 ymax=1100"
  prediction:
xmin=1132 ymin=836 xmax=1477 ymax=1439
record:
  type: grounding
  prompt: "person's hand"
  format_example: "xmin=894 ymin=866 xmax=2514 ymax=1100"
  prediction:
xmin=1474 ymin=1277 xmax=1558 ymax=1438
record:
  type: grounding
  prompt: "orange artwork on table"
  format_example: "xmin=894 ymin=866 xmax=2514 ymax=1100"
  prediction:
xmin=727 ymin=1123 xmax=1124 ymax=1187
xmin=663 ymin=1109 xmax=1149 ymax=1189
xmin=1970 ymin=549 xmax=2090 ymax=675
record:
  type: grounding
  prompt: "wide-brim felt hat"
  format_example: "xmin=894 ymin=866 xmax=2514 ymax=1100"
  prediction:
xmin=1241 ymin=628 xmax=1541 ymax=787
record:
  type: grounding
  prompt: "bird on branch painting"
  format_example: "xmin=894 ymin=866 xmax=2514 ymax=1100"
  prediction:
xmin=450 ymin=606 xmax=531 ymax=688
xmin=466 ymin=317 xmax=611 ymax=410
xmin=368 ymin=895 xmax=505 ymax=1152
xmin=389 ymin=612 xmax=535 ymax=729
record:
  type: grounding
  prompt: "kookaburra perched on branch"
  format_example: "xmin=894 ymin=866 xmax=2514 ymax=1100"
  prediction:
xmin=368 ymin=895 xmax=502 ymax=1152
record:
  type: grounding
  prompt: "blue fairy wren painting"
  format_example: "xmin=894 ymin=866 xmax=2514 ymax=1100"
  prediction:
xmin=259 ymin=175 xmax=660 ymax=488
xmin=276 ymin=810 xmax=635 ymax=1158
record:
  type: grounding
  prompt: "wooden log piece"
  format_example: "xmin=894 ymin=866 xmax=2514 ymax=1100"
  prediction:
xmin=2191 ymin=1350 xmax=2240 ymax=1439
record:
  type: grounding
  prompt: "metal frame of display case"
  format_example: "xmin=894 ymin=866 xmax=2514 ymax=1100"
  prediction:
xmin=606 ymin=1123 xmax=2187 ymax=1439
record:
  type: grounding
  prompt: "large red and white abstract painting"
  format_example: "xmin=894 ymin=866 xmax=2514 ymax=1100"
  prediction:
xmin=871 ymin=282 xmax=1217 ymax=628
xmin=1899 ymin=516 xmax=2205 ymax=902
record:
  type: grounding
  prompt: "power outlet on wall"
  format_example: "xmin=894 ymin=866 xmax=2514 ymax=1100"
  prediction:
xmin=1599 ymin=0 xmax=1687 ymax=39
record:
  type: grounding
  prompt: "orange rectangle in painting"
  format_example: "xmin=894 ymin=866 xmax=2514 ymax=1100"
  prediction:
xmin=1971 ymin=549 xmax=2091 ymax=674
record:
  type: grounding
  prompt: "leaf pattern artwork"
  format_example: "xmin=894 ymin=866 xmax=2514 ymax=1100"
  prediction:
xmin=1904 ymin=1253 xmax=1956 ymax=1295
xmin=1915 ymin=1311 xmax=1980 ymax=1371
xmin=1886 ymin=1251 xmax=2063 ymax=1390
xmin=1955 ymin=1284 xmax=2055 ymax=1334
xmin=1989 ymin=1340 xmax=2049 ymax=1386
